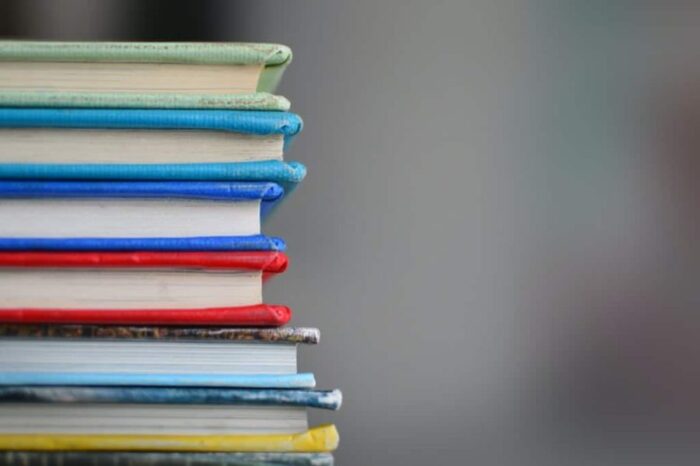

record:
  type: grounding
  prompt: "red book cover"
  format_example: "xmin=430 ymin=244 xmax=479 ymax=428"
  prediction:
xmin=0 ymin=304 xmax=291 ymax=326
xmin=0 ymin=251 xmax=291 ymax=326
xmin=0 ymin=251 xmax=288 ymax=272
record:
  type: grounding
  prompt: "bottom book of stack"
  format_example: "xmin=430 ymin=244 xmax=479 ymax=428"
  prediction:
xmin=0 ymin=325 xmax=340 ymax=465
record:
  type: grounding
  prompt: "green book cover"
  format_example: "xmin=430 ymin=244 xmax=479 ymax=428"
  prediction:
xmin=0 ymin=41 xmax=293 ymax=110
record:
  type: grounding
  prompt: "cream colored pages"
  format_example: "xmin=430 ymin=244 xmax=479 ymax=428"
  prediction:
xmin=0 ymin=129 xmax=283 ymax=163
xmin=0 ymin=62 xmax=263 ymax=94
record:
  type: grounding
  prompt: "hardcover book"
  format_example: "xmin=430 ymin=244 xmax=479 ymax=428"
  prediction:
xmin=0 ymin=388 xmax=341 ymax=437
xmin=0 ymin=109 xmax=304 ymax=177
xmin=0 ymin=181 xmax=286 ymax=248
xmin=0 ymin=251 xmax=290 ymax=324
xmin=0 ymin=41 xmax=293 ymax=109
xmin=0 ymin=326 xmax=319 ymax=388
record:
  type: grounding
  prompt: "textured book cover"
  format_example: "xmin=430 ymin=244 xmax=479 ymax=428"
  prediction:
xmin=0 ymin=180 xmax=286 ymax=248
xmin=0 ymin=41 xmax=293 ymax=93
xmin=0 ymin=251 xmax=290 ymax=326
xmin=0 ymin=250 xmax=287 ymax=270
xmin=0 ymin=424 xmax=339 ymax=452
xmin=0 ymin=250 xmax=288 ymax=270
xmin=0 ymin=179 xmax=285 ymax=222
xmin=0 ymin=326 xmax=318 ymax=387
xmin=0 ymin=180 xmax=283 ymax=201
xmin=0 ymin=108 xmax=303 ymax=144
xmin=0 ymin=110 xmax=305 ymax=191
xmin=0 ymin=41 xmax=293 ymax=109
xmin=0 ymin=161 xmax=307 ymax=191
xmin=0 ymin=325 xmax=320 ymax=343
xmin=0 ymin=235 xmax=286 ymax=252
xmin=0 ymin=373 xmax=316 ymax=389
xmin=0 ymin=451 xmax=334 ymax=466
xmin=0 ymin=387 xmax=342 ymax=410
xmin=0 ymin=305 xmax=292 ymax=326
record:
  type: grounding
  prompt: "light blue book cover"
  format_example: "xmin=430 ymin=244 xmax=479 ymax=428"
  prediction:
xmin=0 ymin=108 xmax=302 ymax=142
xmin=0 ymin=373 xmax=316 ymax=389
xmin=0 ymin=161 xmax=307 ymax=194
xmin=0 ymin=108 xmax=306 ymax=192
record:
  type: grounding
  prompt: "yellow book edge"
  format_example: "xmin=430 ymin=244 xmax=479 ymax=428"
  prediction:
xmin=0 ymin=424 xmax=338 ymax=452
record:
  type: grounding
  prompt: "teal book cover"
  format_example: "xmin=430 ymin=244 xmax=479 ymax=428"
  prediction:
xmin=0 ymin=108 xmax=306 ymax=191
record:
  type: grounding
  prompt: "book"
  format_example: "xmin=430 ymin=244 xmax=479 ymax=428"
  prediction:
xmin=0 ymin=388 xmax=340 ymax=435
xmin=0 ymin=326 xmax=319 ymax=388
xmin=0 ymin=108 xmax=303 ymax=165
xmin=0 ymin=388 xmax=341 ymax=436
xmin=0 ymin=451 xmax=335 ymax=466
xmin=0 ymin=41 xmax=292 ymax=110
xmin=0 ymin=180 xmax=283 ymax=240
xmin=0 ymin=251 xmax=289 ymax=323
xmin=0 ymin=424 xmax=339 ymax=452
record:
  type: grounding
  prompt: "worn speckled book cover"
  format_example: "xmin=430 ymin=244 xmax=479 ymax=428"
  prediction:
xmin=0 ymin=387 xmax=342 ymax=410
xmin=0 ymin=451 xmax=334 ymax=466
xmin=0 ymin=325 xmax=320 ymax=343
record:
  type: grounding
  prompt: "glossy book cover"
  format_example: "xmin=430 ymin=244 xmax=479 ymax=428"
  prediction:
xmin=0 ymin=424 xmax=339 ymax=452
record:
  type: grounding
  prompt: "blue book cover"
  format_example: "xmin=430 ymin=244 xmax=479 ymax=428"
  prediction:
xmin=0 ymin=108 xmax=303 ymax=143
xmin=0 ymin=180 xmax=283 ymax=201
xmin=0 ymin=161 xmax=307 ymax=194
xmin=0 ymin=373 xmax=316 ymax=389
xmin=0 ymin=387 xmax=342 ymax=410
xmin=0 ymin=235 xmax=286 ymax=251
xmin=0 ymin=109 xmax=306 ymax=190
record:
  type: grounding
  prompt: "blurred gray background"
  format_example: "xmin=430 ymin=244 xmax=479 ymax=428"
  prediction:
xmin=3 ymin=1 xmax=700 ymax=465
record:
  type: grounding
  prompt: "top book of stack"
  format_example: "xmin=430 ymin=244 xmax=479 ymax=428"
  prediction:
xmin=0 ymin=41 xmax=293 ymax=110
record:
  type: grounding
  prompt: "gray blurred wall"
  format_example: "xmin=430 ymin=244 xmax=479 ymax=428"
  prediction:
xmin=4 ymin=1 xmax=700 ymax=465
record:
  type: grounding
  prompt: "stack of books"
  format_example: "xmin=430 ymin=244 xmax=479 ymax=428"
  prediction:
xmin=0 ymin=41 xmax=339 ymax=466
